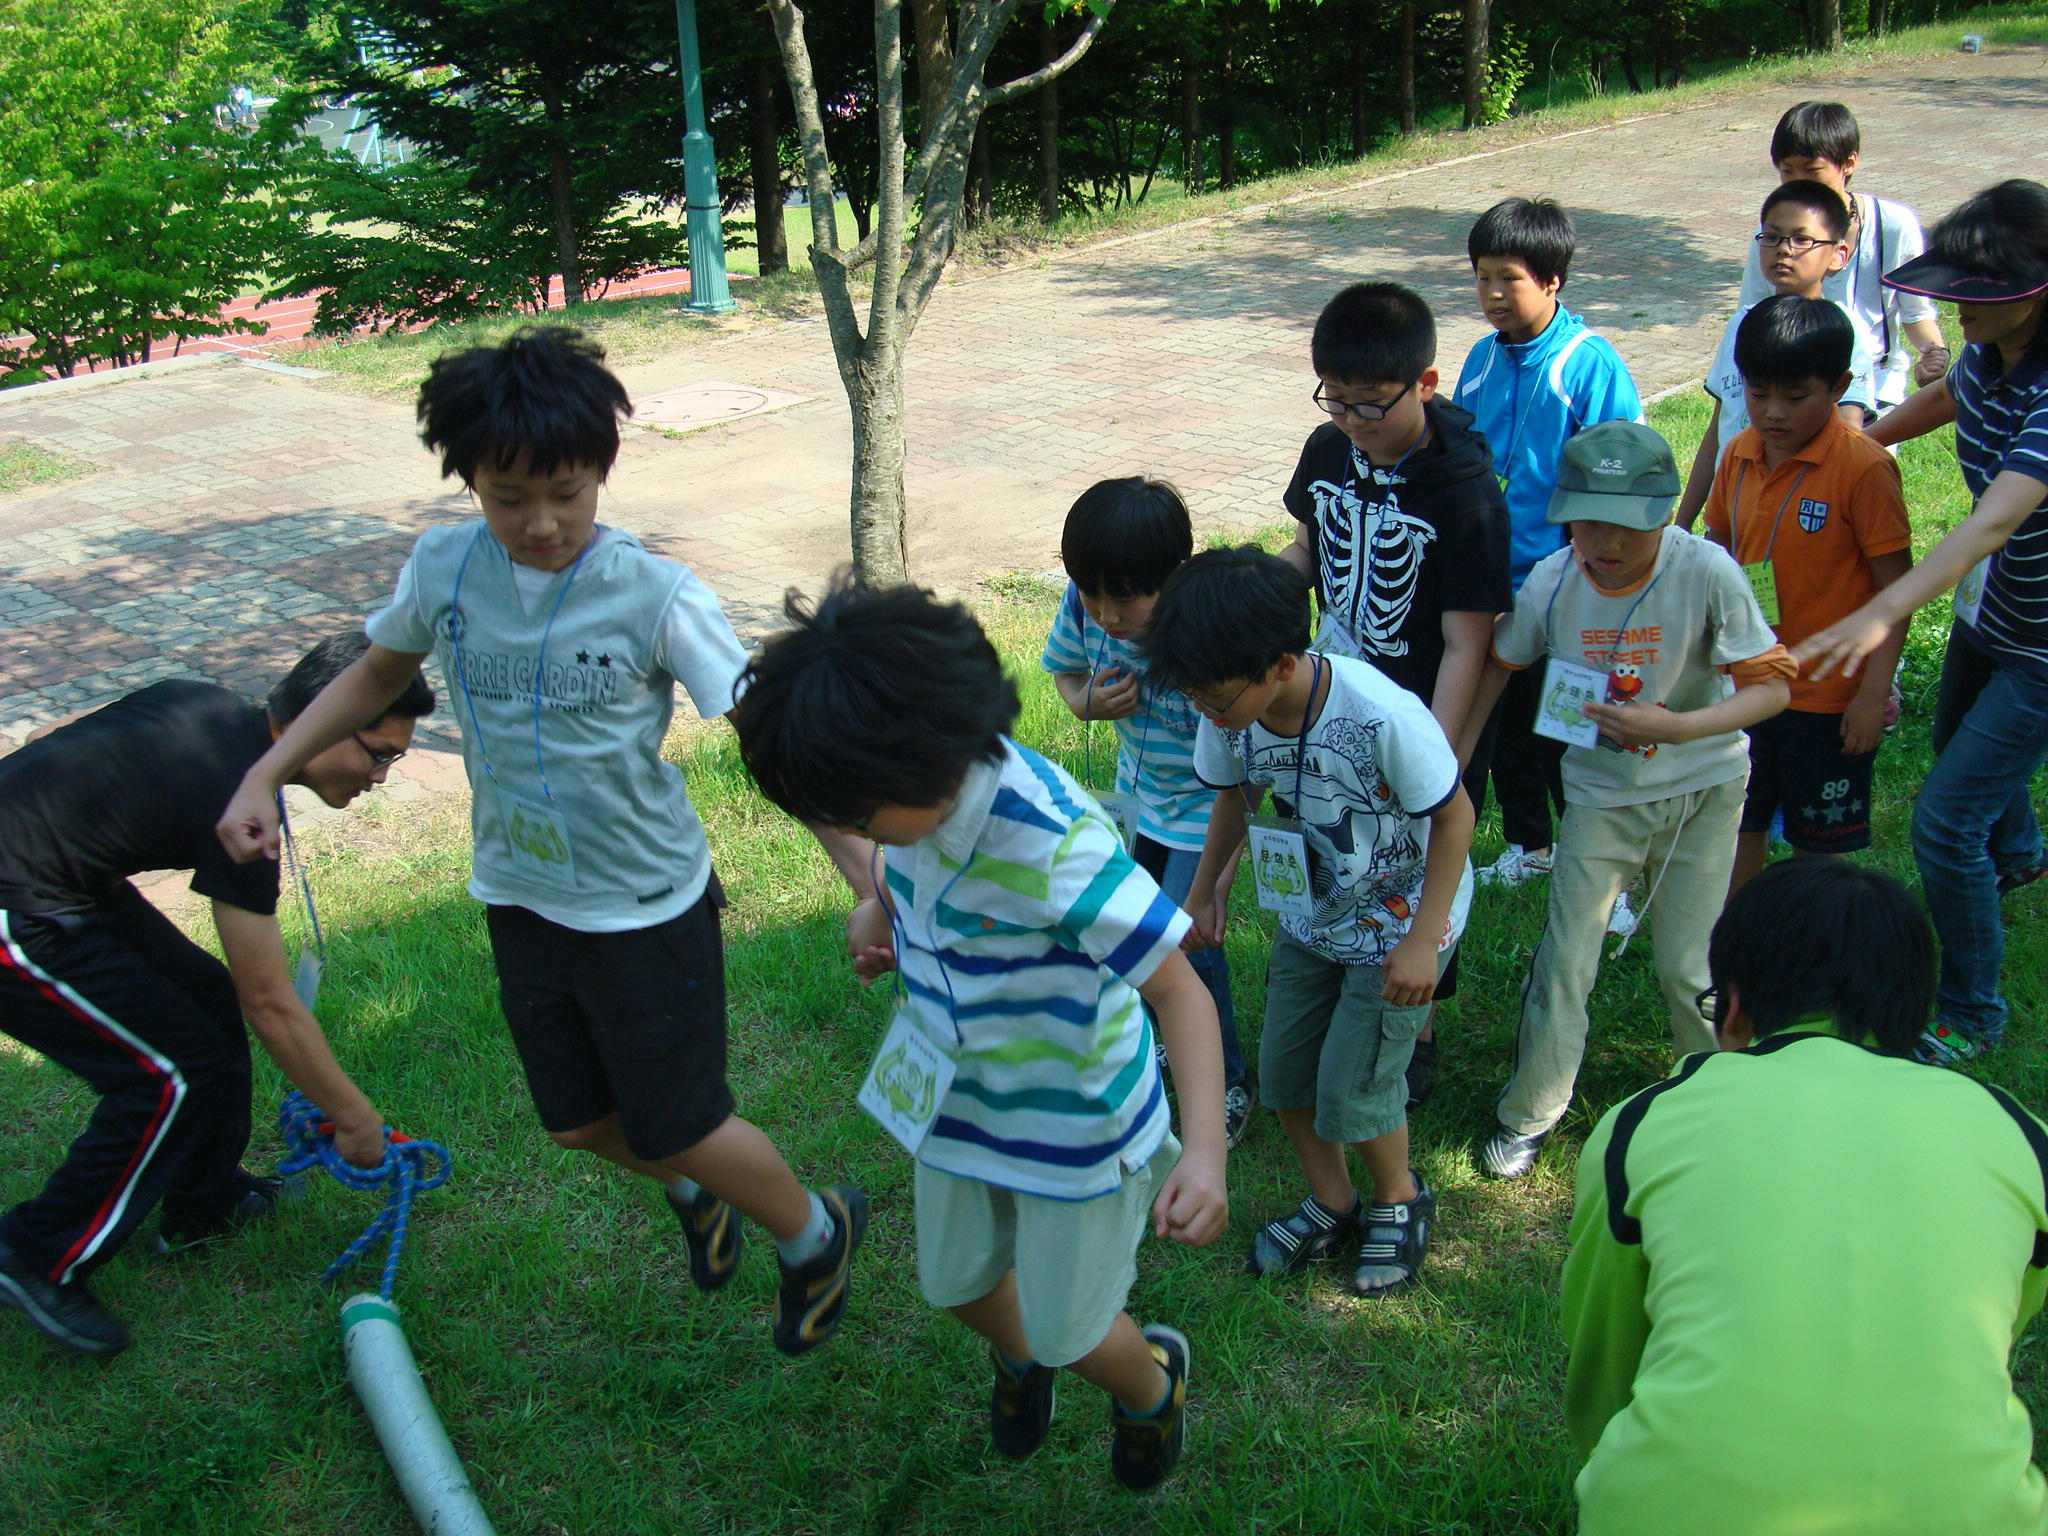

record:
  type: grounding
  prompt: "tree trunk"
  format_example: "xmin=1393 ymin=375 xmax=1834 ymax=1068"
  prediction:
xmin=1462 ymin=0 xmax=1491 ymax=129
xmin=1350 ymin=0 xmax=1369 ymax=157
xmin=1038 ymin=18 xmax=1060 ymax=222
xmin=545 ymin=140 xmax=585 ymax=307
xmin=906 ymin=0 xmax=953 ymax=140
xmin=1399 ymin=2 xmax=1417 ymax=134
xmin=966 ymin=119 xmax=993 ymax=225
xmin=750 ymin=62 xmax=788 ymax=276
xmin=1217 ymin=19 xmax=1236 ymax=190
xmin=1868 ymin=0 xmax=1889 ymax=34
xmin=1820 ymin=0 xmax=1843 ymax=49
xmin=1180 ymin=52 xmax=1202 ymax=192
xmin=850 ymin=346 xmax=911 ymax=584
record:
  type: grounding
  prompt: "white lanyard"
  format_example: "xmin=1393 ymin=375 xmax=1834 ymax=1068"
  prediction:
xmin=278 ymin=797 xmax=324 ymax=1008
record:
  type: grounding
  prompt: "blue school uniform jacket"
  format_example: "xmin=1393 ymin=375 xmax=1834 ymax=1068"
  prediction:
xmin=1452 ymin=306 xmax=1644 ymax=590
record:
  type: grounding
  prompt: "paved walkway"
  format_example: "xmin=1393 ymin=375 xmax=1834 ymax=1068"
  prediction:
xmin=2 ymin=50 xmax=2043 ymax=758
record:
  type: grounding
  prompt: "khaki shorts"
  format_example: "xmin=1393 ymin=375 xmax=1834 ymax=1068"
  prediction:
xmin=914 ymin=1134 xmax=1180 ymax=1368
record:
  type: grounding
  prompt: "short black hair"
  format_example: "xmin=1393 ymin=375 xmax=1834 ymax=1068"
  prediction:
xmin=1769 ymin=101 xmax=1859 ymax=169
xmin=416 ymin=326 xmax=632 ymax=485
xmin=1467 ymin=197 xmax=1576 ymax=289
xmin=1927 ymin=178 xmax=2048 ymax=299
xmin=268 ymin=632 xmax=435 ymax=725
xmin=1060 ymin=477 xmax=1193 ymax=601
xmin=1311 ymin=282 xmax=1436 ymax=385
xmin=1140 ymin=546 xmax=1312 ymax=694
xmin=732 ymin=581 xmax=1020 ymax=825
xmin=1761 ymin=180 xmax=1851 ymax=243
xmin=1708 ymin=860 xmax=1934 ymax=1056
xmin=1733 ymin=294 xmax=1853 ymax=389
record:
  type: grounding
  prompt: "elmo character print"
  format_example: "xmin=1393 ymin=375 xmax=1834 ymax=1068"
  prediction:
xmin=1596 ymin=663 xmax=1660 ymax=760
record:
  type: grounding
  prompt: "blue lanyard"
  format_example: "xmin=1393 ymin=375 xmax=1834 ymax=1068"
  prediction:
xmin=277 ymin=795 xmax=324 ymax=960
xmin=448 ymin=524 xmax=596 ymax=805
xmin=1341 ymin=436 xmax=1425 ymax=640
xmin=1082 ymin=625 xmax=1150 ymax=795
xmin=1240 ymin=654 xmax=1321 ymax=814
xmin=1544 ymin=554 xmax=1666 ymax=666
xmin=879 ymin=848 xmax=970 ymax=1049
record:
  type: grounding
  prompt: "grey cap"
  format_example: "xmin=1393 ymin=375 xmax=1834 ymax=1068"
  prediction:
xmin=1546 ymin=420 xmax=1681 ymax=530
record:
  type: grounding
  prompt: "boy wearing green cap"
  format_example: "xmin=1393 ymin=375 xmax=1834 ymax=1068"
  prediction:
xmin=1456 ymin=421 xmax=1796 ymax=1179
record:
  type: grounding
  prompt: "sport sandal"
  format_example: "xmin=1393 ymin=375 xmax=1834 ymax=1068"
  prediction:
xmin=1351 ymin=1178 xmax=1434 ymax=1297
xmin=1247 ymin=1194 xmax=1362 ymax=1276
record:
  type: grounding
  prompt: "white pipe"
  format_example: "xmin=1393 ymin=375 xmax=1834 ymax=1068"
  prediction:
xmin=340 ymin=1293 xmax=500 ymax=1536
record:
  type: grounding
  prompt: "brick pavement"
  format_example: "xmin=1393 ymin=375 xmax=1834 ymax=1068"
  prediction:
xmin=2 ymin=48 xmax=2043 ymax=760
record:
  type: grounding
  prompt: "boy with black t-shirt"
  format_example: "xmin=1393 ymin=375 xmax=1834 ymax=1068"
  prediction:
xmin=1279 ymin=281 xmax=1510 ymax=1098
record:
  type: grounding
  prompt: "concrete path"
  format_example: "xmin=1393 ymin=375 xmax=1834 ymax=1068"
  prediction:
xmin=3 ymin=49 xmax=2043 ymax=763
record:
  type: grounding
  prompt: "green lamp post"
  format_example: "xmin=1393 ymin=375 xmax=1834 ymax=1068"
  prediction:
xmin=673 ymin=0 xmax=736 ymax=314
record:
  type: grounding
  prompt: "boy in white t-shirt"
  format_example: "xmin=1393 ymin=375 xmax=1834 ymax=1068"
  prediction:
xmin=217 ymin=328 xmax=877 ymax=1356
xmin=1461 ymin=422 xmax=1795 ymax=1180
xmin=1147 ymin=547 xmax=1475 ymax=1297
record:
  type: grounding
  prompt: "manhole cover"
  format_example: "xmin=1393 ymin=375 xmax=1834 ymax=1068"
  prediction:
xmin=636 ymin=381 xmax=810 ymax=431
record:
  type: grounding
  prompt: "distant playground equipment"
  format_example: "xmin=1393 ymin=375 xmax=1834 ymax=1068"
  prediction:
xmin=277 ymin=1093 xmax=495 ymax=1536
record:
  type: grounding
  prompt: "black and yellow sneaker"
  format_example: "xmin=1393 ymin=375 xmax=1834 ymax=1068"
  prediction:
xmin=666 ymin=1183 xmax=744 ymax=1291
xmin=772 ymin=1185 xmax=868 ymax=1356
xmin=990 ymin=1347 xmax=1058 ymax=1460
xmin=156 ymin=1170 xmax=304 ymax=1256
xmin=1109 ymin=1324 xmax=1190 ymax=1493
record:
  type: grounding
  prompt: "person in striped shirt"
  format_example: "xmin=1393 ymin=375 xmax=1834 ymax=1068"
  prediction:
xmin=732 ymin=582 xmax=1229 ymax=1495
xmin=1798 ymin=179 xmax=2048 ymax=1064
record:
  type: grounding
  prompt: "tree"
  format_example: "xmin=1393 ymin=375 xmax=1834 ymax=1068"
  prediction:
xmin=763 ymin=0 xmax=1113 ymax=582
xmin=1461 ymin=0 xmax=1490 ymax=128
xmin=0 ymin=0 xmax=309 ymax=379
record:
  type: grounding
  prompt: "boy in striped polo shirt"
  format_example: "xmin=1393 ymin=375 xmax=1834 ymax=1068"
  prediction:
xmin=733 ymin=583 xmax=1229 ymax=1495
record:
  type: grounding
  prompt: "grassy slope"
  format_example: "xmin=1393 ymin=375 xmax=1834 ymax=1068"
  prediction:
xmin=3 ymin=344 xmax=2045 ymax=1531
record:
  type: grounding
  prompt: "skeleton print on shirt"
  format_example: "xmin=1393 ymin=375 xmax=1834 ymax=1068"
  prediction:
xmin=1305 ymin=449 xmax=1437 ymax=661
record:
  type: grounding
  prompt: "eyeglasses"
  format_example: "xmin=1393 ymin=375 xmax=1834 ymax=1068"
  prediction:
xmin=1312 ymin=380 xmax=1414 ymax=423
xmin=1695 ymin=987 xmax=1723 ymax=1026
xmin=1754 ymin=232 xmax=1835 ymax=254
xmin=1181 ymin=676 xmax=1257 ymax=718
xmin=353 ymin=733 xmax=408 ymax=770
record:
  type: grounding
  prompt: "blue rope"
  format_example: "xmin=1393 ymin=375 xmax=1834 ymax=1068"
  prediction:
xmin=276 ymin=1092 xmax=452 ymax=1301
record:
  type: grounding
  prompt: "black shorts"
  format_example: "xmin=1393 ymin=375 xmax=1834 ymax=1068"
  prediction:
xmin=1740 ymin=710 xmax=1875 ymax=854
xmin=486 ymin=882 xmax=733 ymax=1162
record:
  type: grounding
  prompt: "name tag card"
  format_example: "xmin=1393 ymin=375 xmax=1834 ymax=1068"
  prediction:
xmin=1247 ymin=814 xmax=1316 ymax=918
xmin=1534 ymin=657 xmax=1606 ymax=749
xmin=293 ymin=951 xmax=322 ymax=1010
xmin=1093 ymin=792 xmax=1139 ymax=854
xmin=1743 ymin=560 xmax=1781 ymax=625
xmin=1955 ymin=556 xmax=1991 ymax=628
xmin=858 ymin=1011 xmax=959 ymax=1155
xmin=492 ymin=787 xmax=580 ymax=889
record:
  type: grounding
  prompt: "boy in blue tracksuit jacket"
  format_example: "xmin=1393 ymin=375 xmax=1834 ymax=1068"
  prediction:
xmin=1452 ymin=197 xmax=1644 ymax=893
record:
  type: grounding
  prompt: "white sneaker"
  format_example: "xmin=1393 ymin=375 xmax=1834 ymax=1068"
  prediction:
xmin=1476 ymin=844 xmax=1554 ymax=888
xmin=1606 ymin=891 xmax=1639 ymax=938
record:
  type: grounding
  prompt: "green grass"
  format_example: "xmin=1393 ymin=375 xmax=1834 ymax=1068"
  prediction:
xmin=3 ymin=366 xmax=2045 ymax=1533
xmin=0 ymin=439 xmax=93 ymax=496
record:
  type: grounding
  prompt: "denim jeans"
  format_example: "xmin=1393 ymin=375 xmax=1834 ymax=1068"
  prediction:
xmin=1911 ymin=634 xmax=2048 ymax=1045
xmin=1134 ymin=836 xmax=1248 ymax=1090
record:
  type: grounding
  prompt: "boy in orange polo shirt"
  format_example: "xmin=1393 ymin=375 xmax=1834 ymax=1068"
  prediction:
xmin=1702 ymin=295 xmax=1914 ymax=891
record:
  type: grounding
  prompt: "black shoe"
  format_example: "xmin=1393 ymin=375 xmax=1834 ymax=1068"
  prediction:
xmin=772 ymin=1185 xmax=868 ymax=1357
xmin=0 ymin=1238 xmax=130 ymax=1357
xmin=666 ymin=1183 xmax=744 ymax=1291
xmin=1223 ymin=1085 xmax=1252 ymax=1151
xmin=1480 ymin=1126 xmax=1549 ymax=1180
xmin=157 ymin=1170 xmax=305 ymax=1255
xmin=1997 ymin=862 xmax=2047 ymax=899
xmin=1246 ymin=1194 xmax=1361 ymax=1276
xmin=1350 ymin=1178 xmax=1434 ymax=1297
xmin=1405 ymin=1037 xmax=1439 ymax=1108
xmin=1110 ymin=1325 xmax=1190 ymax=1493
xmin=990 ymin=1347 xmax=1058 ymax=1461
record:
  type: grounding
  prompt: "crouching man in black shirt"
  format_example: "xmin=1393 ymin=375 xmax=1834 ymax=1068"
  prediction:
xmin=0 ymin=632 xmax=433 ymax=1357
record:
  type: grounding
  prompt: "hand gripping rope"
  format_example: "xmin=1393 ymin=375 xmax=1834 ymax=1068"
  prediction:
xmin=276 ymin=1091 xmax=452 ymax=1301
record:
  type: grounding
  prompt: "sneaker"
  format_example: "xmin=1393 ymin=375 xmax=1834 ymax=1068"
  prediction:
xmin=1997 ymin=862 xmax=2048 ymax=899
xmin=666 ymin=1183 xmax=744 ymax=1292
xmin=0 ymin=1237 xmax=130 ymax=1357
xmin=1223 ymin=1085 xmax=1252 ymax=1150
xmin=1405 ymin=1036 xmax=1438 ymax=1108
xmin=772 ymin=1184 xmax=868 ymax=1356
xmin=1246 ymin=1194 xmax=1361 ymax=1276
xmin=990 ymin=1347 xmax=1058 ymax=1461
xmin=1915 ymin=1022 xmax=1986 ymax=1066
xmin=1480 ymin=1126 xmax=1548 ymax=1180
xmin=156 ymin=1170 xmax=304 ymax=1256
xmin=1351 ymin=1178 xmax=1435 ymax=1297
xmin=1110 ymin=1324 xmax=1190 ymax=1493
xmin=1606 ymin=891 xmax=1639 ymax=938
xmin=1475 ymin=844 xmax=1553 ymax=888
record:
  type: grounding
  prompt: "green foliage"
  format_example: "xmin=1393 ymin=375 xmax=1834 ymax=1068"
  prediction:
xmin=0 ymin=0 xmax=312 ymax=378
xmin=1484 ymin=22 xmax=1533 ymax=124
xmin=0 ymin=438 xmax=94 ymax=493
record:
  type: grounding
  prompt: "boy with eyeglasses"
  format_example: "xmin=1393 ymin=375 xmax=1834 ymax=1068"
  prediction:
xmin=1678 ymin=181 xmax=1879 ymax=529
xmin=216 ymin=327 xmax=878 ymax=1357
xmin=1279 ymin=281 xmax=1509 ymax=1103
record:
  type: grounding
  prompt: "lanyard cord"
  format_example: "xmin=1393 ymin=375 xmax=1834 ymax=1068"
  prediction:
xmin=1544 ymin=553 xmax=1668 ymax=667
xmin=879 ymin=846 xmax=970 ymax=1050
xmin=1731 ymin=460 xmax=1812 ymax=569
xmin=1082 ymin=625 xmax=1150 ymax=796
xmin=448 ymin=523 xmax=598 ymax=805
xmin=277 ymin=795 xmax=324 ymax=959
xmin=1341 ymin=434 xmax=1425 ymax=641
xmin=1241 ymin=654 xmax=1322 ymax=812
xmin=1850 ymin=195 xmax=1893 ymax=368
xmin=1498 ymin=332 xmax=1548 ymax=477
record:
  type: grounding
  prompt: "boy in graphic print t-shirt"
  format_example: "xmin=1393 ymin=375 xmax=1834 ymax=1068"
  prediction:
xmin=1462 ymin=422 xmax=1795 ymax=1181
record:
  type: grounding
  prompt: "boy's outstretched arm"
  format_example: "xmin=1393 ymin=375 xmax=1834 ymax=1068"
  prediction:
xmin=1840 ymin=550 xmax=1914 ymax=755
xmin=1381 ymin=786 xmax=1475 ymax=1007
xmin=1675 ymin=401 xmax=1722 ymax=531
xmin=1581 ymin=674 xmax=1790 ymax=750
xmin=1182 ymin=784 xmax=1252 ymax=950
xmin=1868 ymin=375 xmax=1956 ymax=447
xmin=217 ymin=643 xmax=428 ymax=863
xmin=1137 ymin=950 xmax=1228 ymax=1247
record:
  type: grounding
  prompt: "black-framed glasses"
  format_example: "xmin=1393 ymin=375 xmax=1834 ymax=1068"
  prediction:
xmin=1695 ymin=987 xmax=1723 ymax=1026
xmin=353 ymin=733 xmax=408 ymax=770
xmin=1754 ymin=232 xmax=1832 ymax=254
xmin=1181 ymin=676 xmax=1257 ymax=719
xmin=1312 ymin=380 xmax=1414 ymax=423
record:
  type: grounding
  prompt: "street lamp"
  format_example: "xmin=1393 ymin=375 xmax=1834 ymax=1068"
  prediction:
xmin=673 ymin=0 xmax=736 ymax=314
